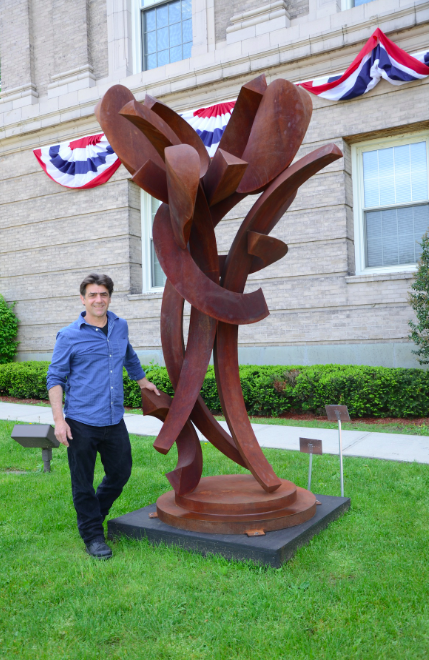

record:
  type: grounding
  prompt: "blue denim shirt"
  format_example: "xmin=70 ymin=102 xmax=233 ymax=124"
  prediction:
xmin=46 ymin=311 xmax=145 ymax=426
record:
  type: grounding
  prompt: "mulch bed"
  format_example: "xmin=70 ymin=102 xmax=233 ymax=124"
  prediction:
xmin=1 ymin=395 xmax=428 ymax=426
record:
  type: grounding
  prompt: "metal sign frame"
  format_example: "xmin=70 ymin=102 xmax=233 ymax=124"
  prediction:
xmin=325 ymin=405 xmax=350 ymax=496
xmin=299 ymin=437 xmax=323 ymax=491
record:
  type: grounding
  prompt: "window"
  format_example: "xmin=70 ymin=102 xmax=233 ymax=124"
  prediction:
xmin=352 ymin=134 xmax=429 ymax=274
xmin=141 ymin=0 xmax=192 ymax=71
xmin=341 ymin=0 xmax=375 ymax=8
xmin=141 ymin=192 xmax=166 ymax=291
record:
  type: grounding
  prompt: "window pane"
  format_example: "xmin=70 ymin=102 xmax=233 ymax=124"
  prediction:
xmin=169 ymin=22 xmax=181 ymax=47
xmin=151 ymin=240 xmax=166 ymax=287
xmin=169 ymin=0 xmax=181 ymax=23
xmin=142 ymin=0 xmax=193 ymax=71
xmin=411 ymin=142 xmax=428 ymax=201
xmin=145 ymin=8 xmax=156 ymax=32
xmin=146 ymin=53 xmax=157 ymax=69
xmin=183 ymin=41 xmax=192 ymax=59
xmin=157 ymin=26 xmax=168 ymax=51
xmin=365 ymin=204 xmax=429 ymax=267
xmin=146 ymin=31 xmax=157 ymax=54
xmin=158 ymin=49 xmax=169 ymax=66
xmin=170 ymin=45 xmax=182 ymax=62
xmin=182 ymin=0 xmax=192 ymax=19
xmin=394 ymin=145 xmax=412 ymax=204
xmin=182 ymin=18 xmax=192 ymax=43
xmin=363 ymin=142 xmax=428 ymax=210
xmin=378 ymin=147 xmax=395 ymax=207
xmin=363 ymin=150 xmax=379 ymax=207
xmin=381 ymin=209 xmax=398 ymax=265
xmin=156 ymin=4 xmax=168 ymax=27
xmin=151 ymin=196 xmax=161 ymax=224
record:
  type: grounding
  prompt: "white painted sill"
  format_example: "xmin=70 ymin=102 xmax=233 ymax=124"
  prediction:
xmin=127 ymin=291 xmax=164 ymax=300
xmin=345 ymin=271 xmax=416 ymax=284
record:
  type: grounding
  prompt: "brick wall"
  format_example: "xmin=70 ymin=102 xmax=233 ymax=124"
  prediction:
xmin=0 ymin=0 xmax=34 ymax=92
xmin=1 ymin=0 xmax=428 ymax=364
xmin=215 ymin=0 xmax=309 ymax=42
xmin=88 ymin=0 xmax=109 ymax=80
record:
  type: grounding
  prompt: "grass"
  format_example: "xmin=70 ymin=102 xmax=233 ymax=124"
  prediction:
xmin=1 ymin=420 xmax=429 ymax=659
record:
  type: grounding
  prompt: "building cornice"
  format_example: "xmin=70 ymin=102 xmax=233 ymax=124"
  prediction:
xmin=0 ymin=0 xmax=429 ymax=149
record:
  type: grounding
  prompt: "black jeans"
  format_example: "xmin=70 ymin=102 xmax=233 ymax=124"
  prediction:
xmin=65 ymin=418 xmax=132 ymax=544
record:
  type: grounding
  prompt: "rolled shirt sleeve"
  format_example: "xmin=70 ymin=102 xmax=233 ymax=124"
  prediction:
xmin=46 ymin=332 xmax=73 ymax=391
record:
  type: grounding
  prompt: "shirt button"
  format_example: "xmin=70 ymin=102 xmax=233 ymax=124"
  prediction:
xmin=96 ymin=328 xmax=98 ymax=331
xmin=110 ymin=370 xmax=112 ymax=373
xmin=110 ymin=355 xmax=112 ymax=357
xmin=111 ymin=386 xmax=113 ymax=389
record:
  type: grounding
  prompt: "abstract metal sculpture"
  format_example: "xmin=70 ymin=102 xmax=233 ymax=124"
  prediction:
xmin=96 ymin=75 xmax=342 ymax=535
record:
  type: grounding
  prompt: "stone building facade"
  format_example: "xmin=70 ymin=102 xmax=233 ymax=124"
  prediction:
xmin=1 ymin=0 xmax=429 ymax=367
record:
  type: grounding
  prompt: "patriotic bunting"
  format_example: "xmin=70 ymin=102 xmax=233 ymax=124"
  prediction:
xmin=180 ymin=101 xmax=235 ymax=157
xmin=34 ymin=29 xmax=429 ymax=189
xmin=299 ymin=28 xmax=429 ymax=101
xmin=33 ymin=134 xmax=120 ymax=189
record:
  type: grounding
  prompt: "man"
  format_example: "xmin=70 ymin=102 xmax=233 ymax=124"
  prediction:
xmin=47 ymin=273 xmax=160 ymax=559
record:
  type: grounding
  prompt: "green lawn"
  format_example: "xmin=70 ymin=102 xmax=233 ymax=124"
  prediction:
xmin=0 ymin=418 xmax=429 ymax=659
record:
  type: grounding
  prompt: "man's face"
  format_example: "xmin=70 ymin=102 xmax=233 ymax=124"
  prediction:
xmin=80 ymin=284 xmax=111 ymax=320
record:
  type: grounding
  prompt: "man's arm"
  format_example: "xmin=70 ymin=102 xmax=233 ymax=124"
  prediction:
xmin=48 ymin=385 xmax=73 ymax=447
xmin=123 ymin=328 xmax=161 ymax=396
xmin=47 ymin=332 xmax=73 ymax=446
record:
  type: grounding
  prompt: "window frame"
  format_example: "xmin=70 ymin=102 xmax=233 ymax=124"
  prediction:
xmin=341 ymin=0 xmax=375 ymax=8
xmin=141 ymin=190 xmax=165 ymax=293
xmin=352 ymin=131 xmax=429 ymax=276
xmin=139 ymin=0 xmax=193 ymax=72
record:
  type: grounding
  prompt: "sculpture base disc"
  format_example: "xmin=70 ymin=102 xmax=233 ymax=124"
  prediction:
xmin=156 ymin=474 xmax=317 ymax=535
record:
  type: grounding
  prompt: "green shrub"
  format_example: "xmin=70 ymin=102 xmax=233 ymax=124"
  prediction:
xmin=409 ymin=232 xmax=429 ymax=364
xmin=1 ymin=361 xmax=429 ymax=418
xmin=0 ymin=295 xmax=19 ymax=364
xmin=0 ymin=361 xmax=50 ymax=399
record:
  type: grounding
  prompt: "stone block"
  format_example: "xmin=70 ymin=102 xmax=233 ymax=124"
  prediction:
xmin=108 ymin=495 xmax=351 ymax=568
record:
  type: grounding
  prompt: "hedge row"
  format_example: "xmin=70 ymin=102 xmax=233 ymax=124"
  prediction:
xmin=1 ymin=361 xmax=429 ymax=418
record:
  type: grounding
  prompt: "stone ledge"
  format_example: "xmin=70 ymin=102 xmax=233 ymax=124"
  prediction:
xmin=127 ymin=292 xmax=164 ymax=301
xmin=226 ymin=1 xmax=290 ymax=33
xmin=346 ymin=271 xmax=416 ymax=284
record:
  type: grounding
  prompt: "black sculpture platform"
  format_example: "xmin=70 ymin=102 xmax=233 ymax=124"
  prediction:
xmin=108 ymin=493 xmax=350 ymax=567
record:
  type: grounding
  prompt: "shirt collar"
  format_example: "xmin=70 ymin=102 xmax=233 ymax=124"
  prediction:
xmin=78 ymin=310 xmax=118 ymax=328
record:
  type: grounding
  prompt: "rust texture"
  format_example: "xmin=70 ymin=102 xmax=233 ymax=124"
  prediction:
xmin=96 ymin=76 xmax=342 ymax=533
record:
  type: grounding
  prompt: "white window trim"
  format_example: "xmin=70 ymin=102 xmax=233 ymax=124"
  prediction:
xmin=132 ymin=0 xmax=213 ymax=75
xmin=141 ymin=190 xmax=165 ymax=293
xmin=351 ymin=130 xmax=429 ymax=276
xmin=341 ymin=0 xmax=374 ymax=8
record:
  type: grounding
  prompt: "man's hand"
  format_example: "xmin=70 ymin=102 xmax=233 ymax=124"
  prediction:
xmin=54 ymin=419 xmax=73 ymax=447
xmin=137 ymin=376 xmax=161 ymax=396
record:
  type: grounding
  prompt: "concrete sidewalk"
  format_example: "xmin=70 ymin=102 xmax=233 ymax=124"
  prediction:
xmin=1 ymin=401 xmax=428 ymax=465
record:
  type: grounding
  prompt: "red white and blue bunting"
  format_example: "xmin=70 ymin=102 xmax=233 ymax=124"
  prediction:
xmin=180 ymin=101 xmax=235 ymax=158
xmin=33 ymin=134 xmax=121 ymax=189
xmin=299 ymin=28 xmax=429 ymax=101
xmin=33 ymin=29 xmax=429 ymax=189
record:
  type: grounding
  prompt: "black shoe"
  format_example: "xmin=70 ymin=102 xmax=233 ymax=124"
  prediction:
xmin=85 ymin=538 xmax=113 ymax=559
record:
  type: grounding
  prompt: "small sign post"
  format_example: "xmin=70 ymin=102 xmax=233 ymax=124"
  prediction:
xmin=299 ymin=437 xmax=323 ymax=491
xmin=325 ymin=405 xmax=350 ymax=497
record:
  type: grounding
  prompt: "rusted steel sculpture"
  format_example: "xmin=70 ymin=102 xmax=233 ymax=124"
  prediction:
xmin=96 ymin=76 xmax=342 ymax=535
